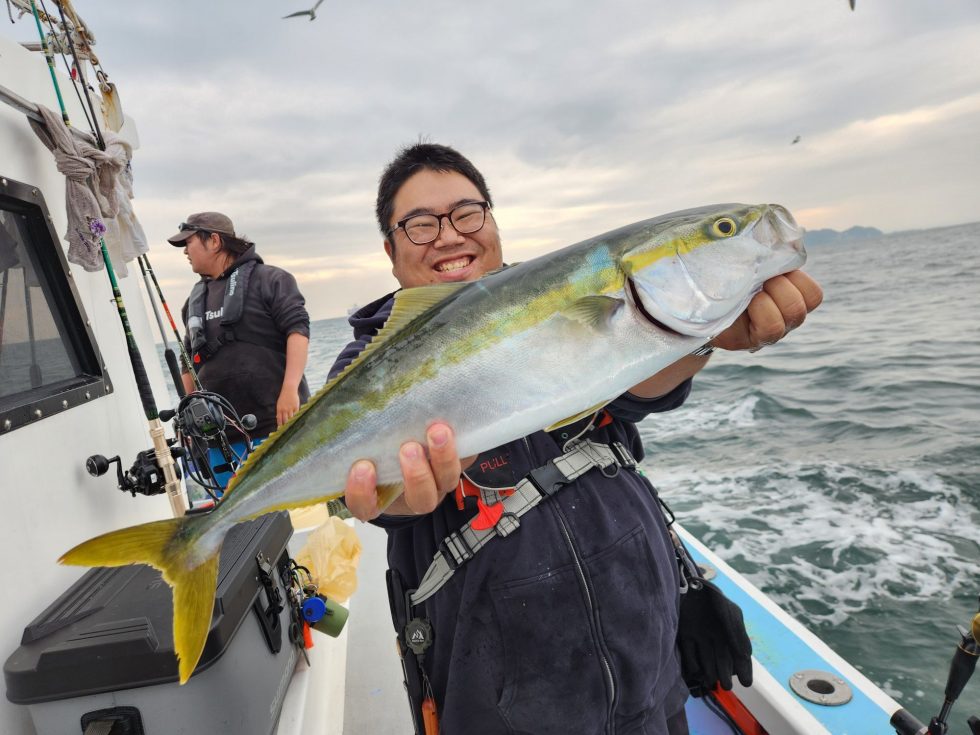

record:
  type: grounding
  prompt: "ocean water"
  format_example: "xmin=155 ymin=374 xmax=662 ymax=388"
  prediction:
xmin=164 ymin=221 xmax=980 ymax=724
xmin=631 ymin=222 xmax=980 ymax=722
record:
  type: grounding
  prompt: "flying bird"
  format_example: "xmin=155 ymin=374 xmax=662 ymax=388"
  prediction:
xmin=791 ymin=135 xmax=801 ymax=145
xmin=283 ymin=0 xmax=325 ymax=20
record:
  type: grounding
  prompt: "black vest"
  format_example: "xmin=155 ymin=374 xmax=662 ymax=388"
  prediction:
xmin=186 ymin=260 xmax=276 ymax=363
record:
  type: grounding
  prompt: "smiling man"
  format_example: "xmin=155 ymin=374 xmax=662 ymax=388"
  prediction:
xmin=330 ymin=143 xmax=822 ymax=735
xmin=380 ymin=166 xmax=502 ymax=286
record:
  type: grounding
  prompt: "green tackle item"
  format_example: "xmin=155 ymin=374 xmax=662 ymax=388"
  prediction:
xmin=309 ymin=598 xmax=349 ymax=638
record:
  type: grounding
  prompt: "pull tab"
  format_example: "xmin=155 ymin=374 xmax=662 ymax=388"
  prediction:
xmin=471 ymin=498 xmax=504 ymax=531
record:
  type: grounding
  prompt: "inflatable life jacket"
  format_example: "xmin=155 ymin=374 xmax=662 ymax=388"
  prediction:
xmin=185 ymin=259 xmax=278 ymax=365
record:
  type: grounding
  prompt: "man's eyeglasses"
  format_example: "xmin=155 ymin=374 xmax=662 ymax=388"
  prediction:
xmin=387 ymin=201 xmax=491 ymax=245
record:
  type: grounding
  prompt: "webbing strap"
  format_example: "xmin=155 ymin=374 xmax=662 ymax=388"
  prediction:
xmin=84 ymin=722 xmax=114 ymax=735
xmin=409 ymin=439 xmax=636 ymax=606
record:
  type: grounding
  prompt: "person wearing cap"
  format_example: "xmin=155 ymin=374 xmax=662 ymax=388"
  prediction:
xmin=168 ymin=212 xmax=311 ymax=452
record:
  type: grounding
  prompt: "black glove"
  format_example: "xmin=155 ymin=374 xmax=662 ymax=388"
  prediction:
xmin=677 ymin=579 xmax=753 ymax=697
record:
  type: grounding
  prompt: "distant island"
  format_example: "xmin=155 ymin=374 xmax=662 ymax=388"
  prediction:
xmin=803 ymin=226 xmax=883 ymax=245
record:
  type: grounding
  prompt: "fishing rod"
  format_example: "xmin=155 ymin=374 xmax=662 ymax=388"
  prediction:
xmin=891 ymin=596 xmax=980 ymax=735
xmin=28 ymin=0 xmax=67 ymax=125
xmin=134 ymin=257 xmax=245 ymax=501
xmin=27 ymin=0 xmax=186 ymax=517
xmin=30 ymin=0 xmax=98 ymax=141
xmin=49 ymin=0 xmax=104 ymax=150
xmin=137 ymin=256 xmax=184 ymax=399
xmin=137 ymin=252 xmax=260 ymax=502
xmin=42 ymin=1 xmax=195 ymax=398
xmin=138 ymin=253 xmax=202 ymax=392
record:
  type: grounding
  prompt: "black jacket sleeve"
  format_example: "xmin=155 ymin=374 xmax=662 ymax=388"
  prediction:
xmin=261 ymin=266 xmax=310 ymax=339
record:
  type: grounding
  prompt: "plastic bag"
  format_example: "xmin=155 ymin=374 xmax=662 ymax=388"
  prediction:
xmin=293 ymin=516 xmax=362 ymax=604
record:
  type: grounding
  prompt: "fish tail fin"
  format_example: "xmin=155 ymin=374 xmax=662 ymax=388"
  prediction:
xmin=171 ymin=554 xmax=220 ymax=683
xmin=59 ymin=517 xmax=220 ymax=684
xmin=59 ymin=517 xmax=184 ymax=569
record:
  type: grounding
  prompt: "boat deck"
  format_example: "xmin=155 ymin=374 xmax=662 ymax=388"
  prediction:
xmin=343 ymin=525 xmax=413 ymax=733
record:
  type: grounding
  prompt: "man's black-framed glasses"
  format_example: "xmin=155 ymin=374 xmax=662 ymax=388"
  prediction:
xmin=387 ymin=201 xmax=491 ymax=245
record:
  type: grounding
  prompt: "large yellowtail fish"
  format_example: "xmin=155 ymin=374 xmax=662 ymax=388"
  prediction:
xmin=61 ymin=203 xmax=806 ymax=682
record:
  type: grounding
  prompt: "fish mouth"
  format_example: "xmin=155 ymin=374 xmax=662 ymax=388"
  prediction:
xmin=751 ymin=204 xmax=805 ymax=253
xmin=627 ymin=277 xmax=685 ymax=336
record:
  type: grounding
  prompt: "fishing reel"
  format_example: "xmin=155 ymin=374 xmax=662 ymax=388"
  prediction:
xmin=160 ymin=390 xmax=256 ymax=499
xmin=85 ymin=444 xmax=183 ymax=498
xmin=891 ymin=597 xmax=980 ymax=735
xmin=161 ymin=391 xmax=256 ymax=441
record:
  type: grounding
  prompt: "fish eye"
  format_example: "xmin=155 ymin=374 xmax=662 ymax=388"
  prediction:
xmin=712 ymin=217 xmax=737 ymax=237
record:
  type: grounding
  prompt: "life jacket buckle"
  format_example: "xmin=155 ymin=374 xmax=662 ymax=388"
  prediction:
xmin=495 ymin=512 xmax=520 ymax=537
xmin=611 ymin=441 xmax=637 ymax=469
xmin=527 ymin=461 xmax=567 ymax=496
xmin=438 ymin=533 xmax=473 ymax=571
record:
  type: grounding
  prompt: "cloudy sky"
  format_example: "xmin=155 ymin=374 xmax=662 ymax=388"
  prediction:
xmin=17 ymin=0 xmax=980 ymax=319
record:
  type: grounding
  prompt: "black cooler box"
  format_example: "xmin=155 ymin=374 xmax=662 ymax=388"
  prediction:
xmin=4 ymin=512 xmax=299 ymax=735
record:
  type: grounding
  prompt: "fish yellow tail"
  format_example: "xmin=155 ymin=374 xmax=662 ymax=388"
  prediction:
xmin=59 ymin=517 xmax=220 ymax=684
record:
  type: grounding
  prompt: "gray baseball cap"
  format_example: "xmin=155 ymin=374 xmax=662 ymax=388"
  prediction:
xmin=167 ymin=212 xmax=237 ymax=245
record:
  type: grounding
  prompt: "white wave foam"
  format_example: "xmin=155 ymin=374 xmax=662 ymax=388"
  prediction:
xmin=639 ymin=395 xmax=759 ymax=441
xmin=651 ymin=462 xmax=979 ymax=627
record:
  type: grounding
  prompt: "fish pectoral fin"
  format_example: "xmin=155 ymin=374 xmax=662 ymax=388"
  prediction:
xmin=169 ymin=554 xmax=220 ymax=685
xmin=544 ymin=401 xmax=611 ymax=432
xmin=376 ymin=482 xmax=405 ymax=512
xmin=562 ymin=295 xmax=623 ymax=330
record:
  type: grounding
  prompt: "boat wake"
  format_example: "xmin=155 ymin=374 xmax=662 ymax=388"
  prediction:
xmin=651 ymin=461 xmax=978 ymax=628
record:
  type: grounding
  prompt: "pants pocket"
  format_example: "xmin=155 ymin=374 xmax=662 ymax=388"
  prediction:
xmin=585 ymin=526 xmax=679 ymax=719
xmin=490 ymin=563 xmax=608 ymax=734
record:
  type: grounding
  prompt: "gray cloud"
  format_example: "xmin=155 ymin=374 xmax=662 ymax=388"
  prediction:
xmin=26 ymin=0 xmax=979 ymax=318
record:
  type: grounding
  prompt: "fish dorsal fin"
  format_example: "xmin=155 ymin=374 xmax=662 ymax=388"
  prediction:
xmin=382 ymin=284 xmax=467 ymax=334
xmin=339 ymin=283 xmax=465 ymax=373
xmin=223 ymin=284 xmax=465 ymax=497
xmin=563 ymin=295 xmax=623 ymax=330
xmin=543 ymin=401 xmax=611 ymax=433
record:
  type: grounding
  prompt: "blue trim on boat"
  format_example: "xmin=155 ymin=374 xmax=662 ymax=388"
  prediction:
xmin=684 ymin=543 xmax=894 ymax=734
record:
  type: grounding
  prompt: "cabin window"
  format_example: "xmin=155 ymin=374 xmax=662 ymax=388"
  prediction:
xmin=0 ymin=176 xmax=111 ymax=434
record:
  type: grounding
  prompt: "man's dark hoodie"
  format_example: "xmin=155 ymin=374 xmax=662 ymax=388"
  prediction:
xmin=330 ymin=292 xmax=692 ymax=734
xmin=182 ymin=245 xmax=310 ymax=437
